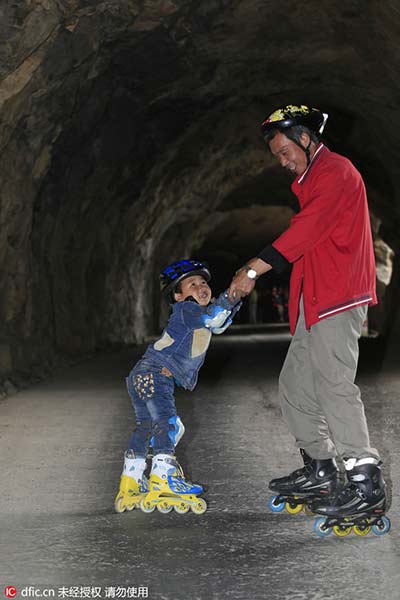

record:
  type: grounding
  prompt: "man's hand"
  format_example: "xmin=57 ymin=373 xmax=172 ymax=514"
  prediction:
xmin=228 ymin=258 xmax=272 ymax=302
xmin=229 ymin=269 xmax=255 ymax=301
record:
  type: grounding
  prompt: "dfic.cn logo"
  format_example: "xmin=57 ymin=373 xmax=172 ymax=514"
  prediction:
xmin=5 ymin=587 xmax=17 ymax=598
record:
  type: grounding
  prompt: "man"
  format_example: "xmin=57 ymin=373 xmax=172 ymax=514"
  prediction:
xmin=229 ymin=104 xmax=387 ymax=523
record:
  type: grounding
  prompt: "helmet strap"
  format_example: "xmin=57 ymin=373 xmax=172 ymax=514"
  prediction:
xmin=170 ymin=293 xmax=199 ymax=305
xmin=286 ymin=131 xmax=312 ymax=166
xmin=303 ymin=140 xmax=312 ymax=166
xmin=184 ymin=295 xmax=199 ymax=304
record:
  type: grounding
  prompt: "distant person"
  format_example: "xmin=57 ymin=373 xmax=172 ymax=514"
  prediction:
xmin=249 ymin=288 xmax=258 ymax=323
xmin=229 ymin=104 xmax=388 ymax=535
xmin=115 ymin=259 xmax=241 ymax=515
xmin=261 ymin=287 xmax=273 ymax=322
xmin=271 ymin=286 xmax=285 ymax=322
xmin=281 ymin=286 xmax=289 ymax=321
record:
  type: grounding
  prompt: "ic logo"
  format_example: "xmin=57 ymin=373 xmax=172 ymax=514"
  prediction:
xmin=4 ymin=587 xmax=17 ymax=598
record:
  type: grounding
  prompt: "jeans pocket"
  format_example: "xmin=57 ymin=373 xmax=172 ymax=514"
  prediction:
xmin=133 ymin=372 xmax=155 ymax=401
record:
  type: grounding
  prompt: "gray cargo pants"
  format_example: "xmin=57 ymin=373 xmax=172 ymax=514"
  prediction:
xmin=279 ymin=298 xmax=379 ymax=460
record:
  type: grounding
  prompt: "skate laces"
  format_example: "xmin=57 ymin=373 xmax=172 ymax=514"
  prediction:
xmin=175 ymin=463 xmax=185 ymax=478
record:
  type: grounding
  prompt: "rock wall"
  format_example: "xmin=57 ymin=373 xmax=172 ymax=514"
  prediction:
xmin=1 ymin=0 xmax=400 ymax=393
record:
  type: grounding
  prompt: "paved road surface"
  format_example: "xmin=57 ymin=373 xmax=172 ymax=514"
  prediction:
xmin=1 ymin=325 xmax=399 ymax=600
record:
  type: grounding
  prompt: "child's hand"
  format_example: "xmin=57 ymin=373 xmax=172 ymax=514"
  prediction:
xmin=211 ymin=318 xmax=232 ymax=335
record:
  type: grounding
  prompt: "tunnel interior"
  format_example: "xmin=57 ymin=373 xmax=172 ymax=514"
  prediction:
xmin=1 ymin=0 xmax=399 ymax=393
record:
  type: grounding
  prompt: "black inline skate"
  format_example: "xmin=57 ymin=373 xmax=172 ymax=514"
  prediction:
xmin=312 ymin=459 xmax=390 ymax=537
xmin=268 ymin=449 xmax=339 ymax=516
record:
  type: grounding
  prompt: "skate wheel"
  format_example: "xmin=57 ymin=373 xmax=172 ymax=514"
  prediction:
xmin=157 ymin=502 xmax=173 ymax=514
xmin=314 ymin=517 xmax=331 ymax=537
xmin=286 ymin=502 xmax=303 ymax=515
xmin=191 ymin=498 xmax=207 ymax=515
xmin=268 ymin=496 xmax=285 ymax=513
xmin=333 ymin=525 xmax=352 ymax=537
xmin=372 ymin=516 xmax=391 ymax=536
xmin=174 ymin=502 xmax=190 ymax=514
xmin=114 ymin=497 xmax=126 ymax=514
xmin=353 ymin=524 xmax=371 ymax=536
xmin=140 ymin=499 xmax=155 ymax=514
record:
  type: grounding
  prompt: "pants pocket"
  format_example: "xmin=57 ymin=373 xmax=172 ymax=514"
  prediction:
xmin=133 ymin=373 xmax=155 ymax=401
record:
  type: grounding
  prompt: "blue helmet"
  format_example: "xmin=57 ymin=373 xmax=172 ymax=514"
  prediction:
xmin=160 ymin=259 xmax=211 ymax=302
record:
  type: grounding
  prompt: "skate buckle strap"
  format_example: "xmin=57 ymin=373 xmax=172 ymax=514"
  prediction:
xmin=168 ymin=475 xmax=194 ymax=494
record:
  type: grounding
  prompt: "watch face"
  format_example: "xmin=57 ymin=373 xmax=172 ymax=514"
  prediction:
xmin=247 ymin=269 xmax=257 ymax=279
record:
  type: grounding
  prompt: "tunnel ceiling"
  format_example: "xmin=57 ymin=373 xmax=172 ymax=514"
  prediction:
xmin=1 ymin=0 xmax=400 ymax=391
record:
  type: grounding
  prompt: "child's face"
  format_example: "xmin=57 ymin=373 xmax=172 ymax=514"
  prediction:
xmin=174 ymin=275 xmax=212 ymax=306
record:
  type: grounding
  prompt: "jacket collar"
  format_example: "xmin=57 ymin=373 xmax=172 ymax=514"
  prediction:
xmin=297 ymin=143 xmax=326 ymax=185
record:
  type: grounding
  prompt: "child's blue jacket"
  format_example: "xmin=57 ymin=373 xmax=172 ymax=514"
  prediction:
xmin=143 ymin=291 xmax=240 ymax=390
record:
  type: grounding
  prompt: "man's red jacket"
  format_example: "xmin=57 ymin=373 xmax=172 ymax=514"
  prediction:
xmin=258 ymin=144 xmax=377 ymax=334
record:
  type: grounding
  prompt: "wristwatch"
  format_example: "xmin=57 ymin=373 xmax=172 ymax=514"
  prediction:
xmin=244 ymin=265 xmax=259 ymax=280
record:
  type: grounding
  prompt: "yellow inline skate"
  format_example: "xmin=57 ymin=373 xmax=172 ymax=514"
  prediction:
xmin=114 ymin=451 xmax=149 ymax=513
xmin=140 ymin=454 xmax=207 ymax=515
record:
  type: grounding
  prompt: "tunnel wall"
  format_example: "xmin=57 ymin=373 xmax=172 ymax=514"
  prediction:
xmin=1 ymin=1 xmax=400 ymax=394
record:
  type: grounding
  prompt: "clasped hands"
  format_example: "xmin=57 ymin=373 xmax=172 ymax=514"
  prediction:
xmin=228 ymin=258 xmax=272 ymax=302
xmin=228 ymin=268 xmax=255 ymax=302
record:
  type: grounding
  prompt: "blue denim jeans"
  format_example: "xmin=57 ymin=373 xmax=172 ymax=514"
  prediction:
xmin=126 ymin=359 xmax=177 ymax=458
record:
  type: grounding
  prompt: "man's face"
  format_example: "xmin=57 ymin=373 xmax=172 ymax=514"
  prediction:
xmin=269 ymin=131 xmax=309 ymax=176
xmin=174 ymin=274 xmax=212 ymax=306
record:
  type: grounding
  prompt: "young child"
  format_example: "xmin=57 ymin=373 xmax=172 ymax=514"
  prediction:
xmin=115 ymin=259 xmax=241 ymax=515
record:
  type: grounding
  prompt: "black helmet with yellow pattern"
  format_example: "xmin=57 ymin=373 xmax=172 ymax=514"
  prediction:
xmin=261 ymin=104 xmax=328 ymax=141
xmin=261 ymin=104 xmax=328 ymax=166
